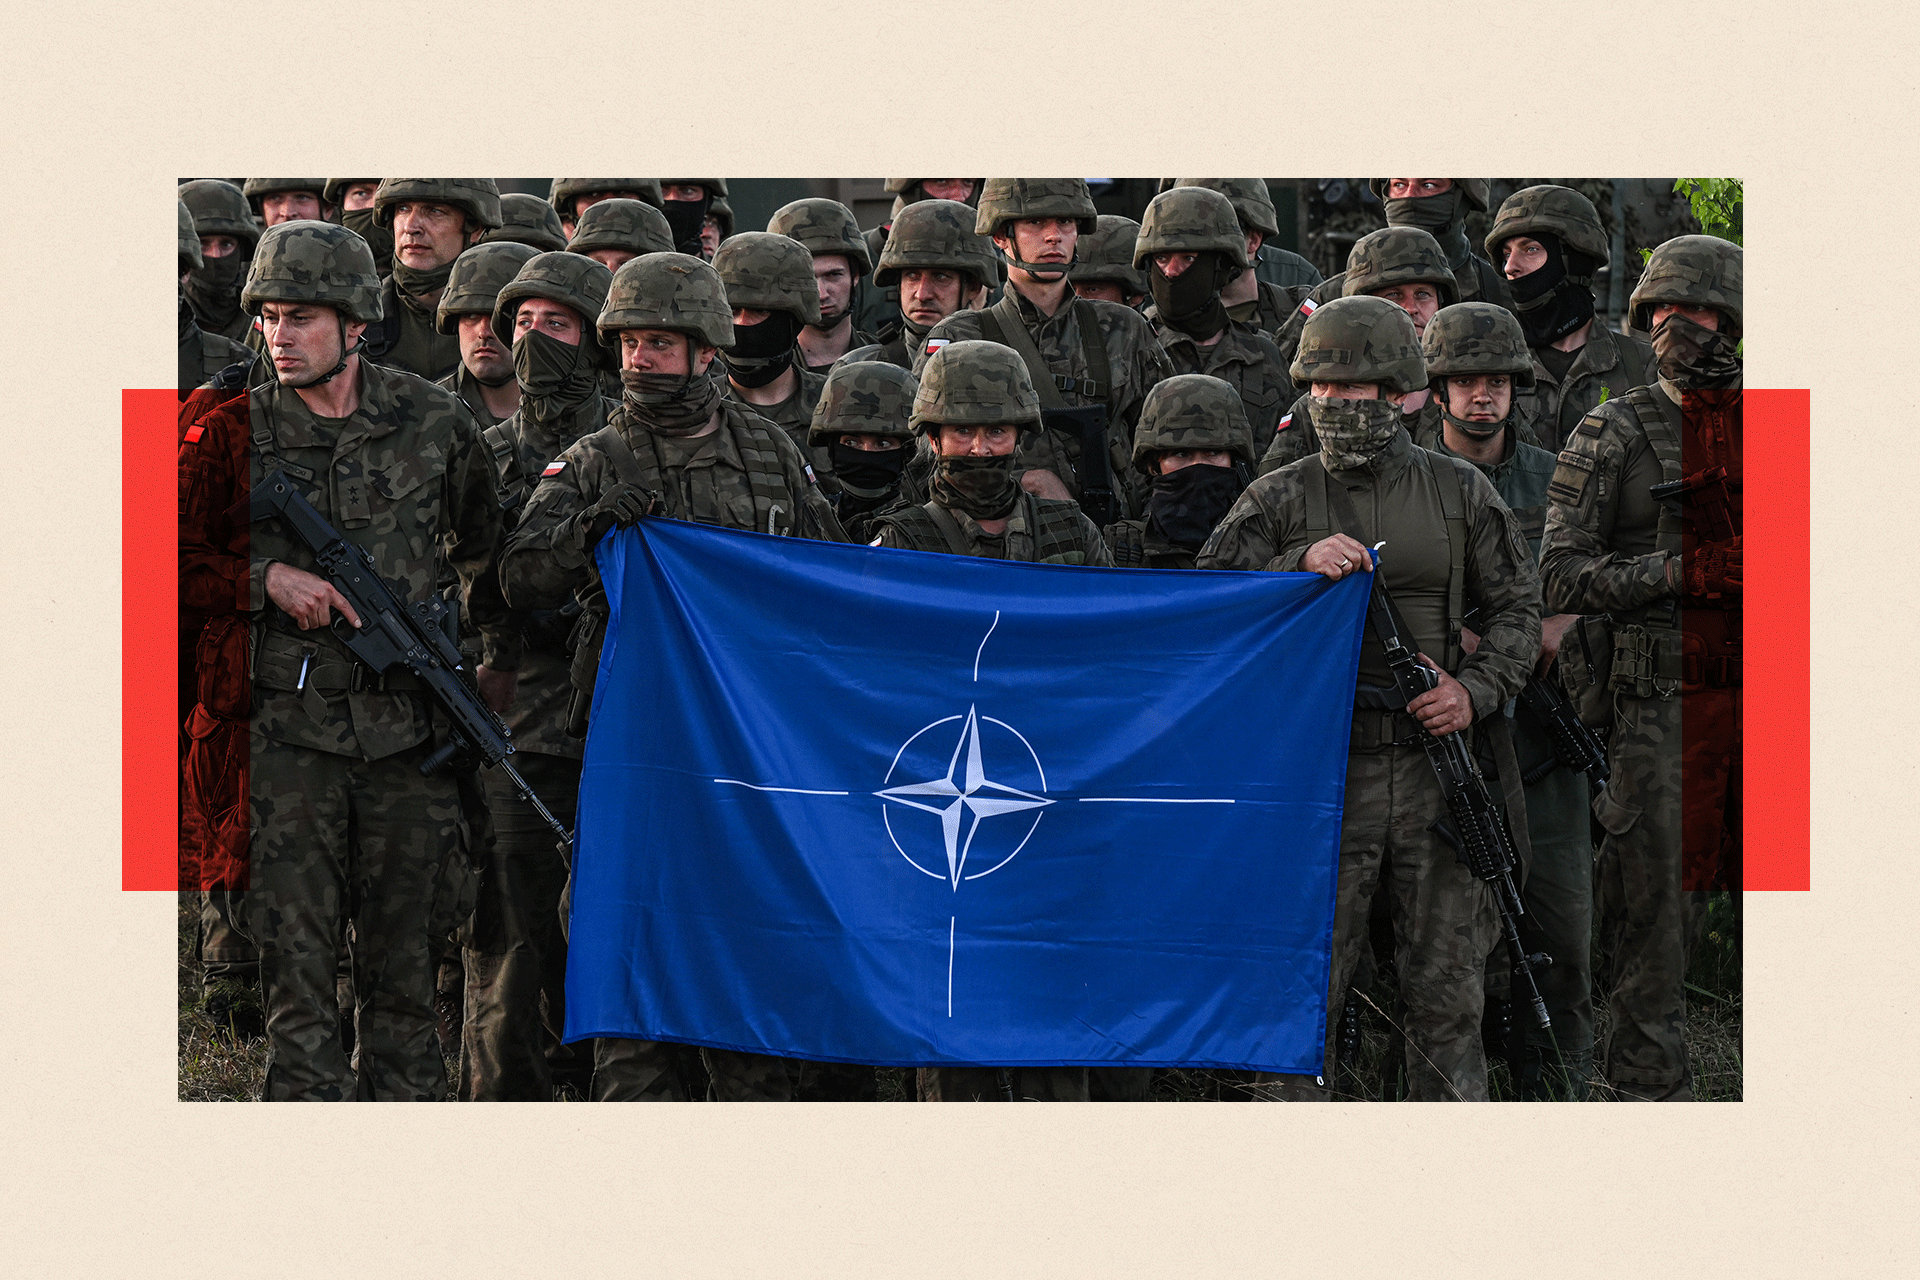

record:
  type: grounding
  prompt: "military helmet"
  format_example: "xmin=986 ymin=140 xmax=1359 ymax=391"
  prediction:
xmin=435 ymin=241 xmax=541 ymax=334
xmin=1070 ymin=216 xmax=1148 ymax=296
xmin=1630 ymin=234 xmax=1743 ymax=335
xmin=242 ymin=178 xmax=330 ymax=218
xmin=324 ymin=178 xmax=379 ymax=207
xmin=706 ymin=196 xmax=734 ymax=241
xmin=1420 ymin=302 xmax=1536 ymax=389
xmin=598 ymin=252 xmax=734 ymax=349
xmin=1343 ymin=226 xmax=1459 ymax=305
xmin=372 ymin=179 xmax=504 ymax=231
xmin=179 ymin=179 xmax=259 ymax=252
xmin=1171 ymin=179 xmax=1279 ymax=238
xmin=1134 ymin=186 xmax=1252 ymax=269
xmin=883 ymin=178 xmax=984 ymax=207
xmin=178 ymin=200 xmax=203 ymax=271
xmin=659 ymin=178 xmax=729 ymax=198
xmin=567 ymin=198 xmax=674 ymax=257
xmin=807 ymin=361 xmax=919 ymax=446
xmin=1484 ymin=184 xmax=1609 ymax=264
xmin=481 ymin=193 xmax=568 ymax=253
xmin=711 ymin=232 xmax=822 ymax=326
xmin=974 ymin=179 xmax=1099 ymax=238
xmin=1290 ymin=294 xmax=1426 ymax=394
xmin=491 ymin=251 xmax=615 ymax=366
xmin=874 ymin=199 xmax=999 ymax=289
xmin=1131 ymin=374 xmax=1255 ymax=471
xmin=241 ymin=220 xmax=384 ymax=323
xmin=1368 ymin=178 xmax=1492 ymax=212
xmin=767 ymin=198 xmax=873 ymax=275
xmin=910 ymin=340 xmax=1043 ymax=434
xmin=549 ymin=178 xmax=663 ymax=214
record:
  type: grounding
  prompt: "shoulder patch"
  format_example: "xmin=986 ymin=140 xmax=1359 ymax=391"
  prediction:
xmin=1297 ymin=298 xmax=1318 ymax=318
xmin=183 ymin=423 xmax=205 ymax=444
xmin=542 ymin=460 xmax=566 ymax=478
xmin=1546 ymin=453 xmax=1596 ymax=508
xmin=1276 ymin=412 xmax=1293 ymax=434
xmin=925 ymin=337 xmax=951 ymax=355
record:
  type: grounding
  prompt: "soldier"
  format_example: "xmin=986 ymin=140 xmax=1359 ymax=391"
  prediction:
xmin=1134 ymin=185 xmax=1293 ymax=464
xmin=244 ymin=179 xmax=335 ymax=227
xmin=180 ymin=220 xmax=509 ymax=1100
xmin=658 ymin=179 xmax=727 ymax=258
xmin=329 ymin=179 xmax=392 ymax=279
xmin=808 ymin=361 xmax=917 ymax=543
xmin=459 ymin=250 xmax=616 ymax=1101
xmin=178 ymin=200 xmax=249 ymax=401
xmin=1069 ymin=215 xmax=1148 ymax=310
xmin=1417 ymin=302 xmax=1593 ymax=1097
xmin=841 ymin=198 xmax=996 ymax=370
xmin=1166 ymin=179 xmax=1321 ymax=333
xmin=548 ymin=179 xmax=664 ymax=239
xmin=179 ymin=178 xmax=260 ymax=344
xmin=362 ymin=178 xmax=504 ymax=381
xmin=499 ymin=252 xmax=845 ymax=1101
xmin=1540 ymin=235 xmax=1743 ymax=1101
xmin=1101 ymin=374 xmax=1253 ymax=570
xmin=711 ymin=232 xmax=831 ymax=476
xmin=701 ymin=195 xmax=733 ymax=261
xmin=855 ymin=178 xmax=982 ymax=337
xmin=915 ymin=179 xmax=1173 ymax=522
xmin=767 ymin=197 xmax=879 ymax=373
xmin=482 ymin=193 xmax=568 ymax=253
xmin=1485 ymin=184 xmax=1655 ymax=453
xmin=566 ymin=197 xmax=674 ymax=273
xmin=1196 ymin=295 xmax=1541 ymax=1101
xmin=434 ymin=241 xmax=542 ymax=430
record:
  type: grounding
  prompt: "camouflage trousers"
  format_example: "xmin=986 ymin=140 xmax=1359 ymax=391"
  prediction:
xmin=227 ymin=734 xmax=467 ymax=1101
xmin=1255 ymin=742 xmax=1499 ymax=1101
xmin=198 ymin=892 xmax=259 ymax=985
xmin=918 ymin=1066 xmax=1091 ymax=1102
xmin=590 ymin=1038 xmax=796 ymax=1101
xmin=458 ymin=753 xmax=582 ymax=1101
xmin=1593 ymin=691 xmax=1689 ymax=1099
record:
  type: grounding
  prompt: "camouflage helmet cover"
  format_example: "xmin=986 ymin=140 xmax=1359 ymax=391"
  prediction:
xmin=243 ymin=178 xmax=330 ymax=216
xmin=1172 ymin=178 xmax=1279 ymax=238
xmin=490 ymin=252 xmax=616 ymax=369
xmin=481 ymin=192 xmax=568 ymax=253
xmin=1290 ymin=294 xmax=1427 ymax=394
xmin=1484 ymin=184 xmax=1609 ymax=263
xmin=178 ymin=200 xmax=202 ymax=270
xmin=807 ymin=360 xmax=919 ymax=446
xmin=974 ymin=179 xmax=1099 ymax=238
xmin=1630 ymin=234 xmax=1743 ymax=334
xmin=874 ymin=199 xmax=998 ymax=289
xmin=711 ymin=232 xmax=822 ymax=326
xmin=883 ymin=178 xmax=985 ymax=206
xmin=1368 ymin=178 xmax=1492 ymax=211
xmin=372 ymin=178 xmax=504 ymax=231
xmin=550 ymin=178 xmax=664 ymax=213
xmin=1420 ymin=302 xmax=1537 ymax=388
xmin=435 ymin=241 xmax=541 ymax=333
xmin=324 ymin=178 xmax=379 ymax=206
xmin=241 ymin=220 xmax=384 ymax=323
xmin=1134 ymin=186 xmax=1251 ymax=269
xmin=767 ymin=198 xmax=873 ymax=274
xmin=910 ymin=339 xmax=1044 ymax=433
xmin=1343 ymin=226 xmax=1459 ymax=305
xmin=598 ymin=252 xmax=735 ymax=349
xmin=179 ymin=179 xmax=260 ymax=250
xmin=567 ymin=198 xmax=675 ymax=257
xmin=1132 ymin=373 xmax=1255 ymax=471
xmin=1070 ymin=215 xmax=1148 ymax=295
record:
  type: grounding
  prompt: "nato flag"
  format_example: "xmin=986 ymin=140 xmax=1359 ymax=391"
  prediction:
xmin=562 ymin=518 xmax=1366 ymax=1074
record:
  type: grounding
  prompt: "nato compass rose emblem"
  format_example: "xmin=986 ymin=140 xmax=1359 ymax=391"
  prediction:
xmin=716 ymin=611 xmax=1232 ymax=1017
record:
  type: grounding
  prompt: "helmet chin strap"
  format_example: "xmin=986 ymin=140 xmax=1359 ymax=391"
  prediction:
xmin=286 ymin=316 xmax=361 ymax=389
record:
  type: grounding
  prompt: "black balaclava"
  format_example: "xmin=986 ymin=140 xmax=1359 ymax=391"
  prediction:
xmin=1146 ymin=462 xmax=1244 ymax=548
xmin=184 ymin=250 xmax=249 ymax=329
xmin=619 ymin=337 xmax=721 ymax=435
xmin=1385 ymin=187 xmax=1471 ymax=269
xmin=829 ymin=442 xmax=906 ymax=497
xmin=722 ymin=312 xmax=803 ymax=388
xmin=663 ymin=190 xmax=714 ymax=257
xmin=1148 ymin=252 xmax=1238 ymax=340
xmin=1506 ymin=232 xmax=1601 ymax=347
xmin=513 ymin=328 xmax=600 ymax=425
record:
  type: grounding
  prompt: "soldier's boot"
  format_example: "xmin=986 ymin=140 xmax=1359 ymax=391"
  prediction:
xmin=701 ymin=1049 xmax=796 ymax=1101
xmin=433 ymin=941 xmax=464 ymax=1057
xmin=200 ymin=976 xmax=266 ymax=1042
xmin=590 ymin=1038 xmax=690 ymax=1101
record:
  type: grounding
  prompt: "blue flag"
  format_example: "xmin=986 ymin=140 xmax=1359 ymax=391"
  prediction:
xmin=562 ymin=518 xmax=1367 ymax=1073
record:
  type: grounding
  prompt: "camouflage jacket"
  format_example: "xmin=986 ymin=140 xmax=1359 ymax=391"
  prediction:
xmin=721 ymin=366 xmax=833 ymax=491
xmin=870 ymin=490 xmax=1113 ymax=566
xmin=1257 ymin=392 xmax=1446 ymax=477
xmin=436 ymin=364 xmax=516 ymax=432
xmin=1147 ymin=318 xmax=1292 ymax=463
xmin=187 ymin=361 xmax=508 ymax=762
xmin=1254 ymin=247 xmax=1324 ymax=290
xmin=1227 ymin=278 xmax=1316 ymax=341
xmin=1197 ymin=425 xmax=1540 ymax=720
xmin=1413 ymin=422 xmax=1559 ymax=554
xmin=178 ymin=301 xmax=250 ymax=402
xmin=801 ymin=325 xmax=880 ymax=376
xmin=1519 ymin=321 xmax=1656 ymax=454
xmin=841 ymin=327 xmax=929 ymax=371
xmin=364 ymin=275 xmax=462 ymax=382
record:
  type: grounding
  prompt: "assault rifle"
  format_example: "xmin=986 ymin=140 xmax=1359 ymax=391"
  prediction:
xmin=1041 ymin=404 xmax=1118 ymax=528
xmin=1516 ymin=673 xmax=1611 ymax=790
xmin=250 ymin=469 xmax=571 ymax=850
xmin=1361 ymin=545 xmax=1551 ymax=1036
xmin=1651 ymin=464 xmax=1738 ymax=541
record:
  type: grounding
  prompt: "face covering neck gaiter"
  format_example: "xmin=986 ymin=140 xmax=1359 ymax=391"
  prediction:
xmin=721 ymin=311 xmax=803 ymax=388
xmin=185 ymin=252 xmax=248 ymax=327
xmin=341 ymin=208 xmax=395 ymax=272
xmin=933 ymin=453 xmax=1020 ymax=520
xmin=1507 ymin=233 xmax=1599 ymax=346
xmin=1310 ymin=394 xmax=1402 ymax=470
xmin=1146 ymin=462 xmax=1244 ymax=548
xmin=1149 ymin=253 xmax=1235 ymax=340
xmin=829 ymin=441 xmax=907 ymax=497
xmin=662 ymin=195 xmax=713 ymax=257
xmin=513 ymin=328 xmax=600 ymax=424
xmin=620 ymin=358 xmax=721 ymax=437
xmin=1385 ymin=189 xmax=1470 ymax=267
xmin=390 ymin=256 xmax=455 ymax=302
xmin=1653 ymin=312 xmax=1742 ymax=389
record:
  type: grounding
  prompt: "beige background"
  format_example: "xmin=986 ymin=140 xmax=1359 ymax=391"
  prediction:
xmin=0 ymin=0 xmax=1903 ymax=1273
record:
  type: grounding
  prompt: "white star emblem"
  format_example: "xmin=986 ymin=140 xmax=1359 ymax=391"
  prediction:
xmin=875 ymin=705 xmax=1053 ymax=888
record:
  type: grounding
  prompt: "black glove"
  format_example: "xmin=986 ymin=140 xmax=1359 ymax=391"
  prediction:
xmin=574 ymin=483 xmax=660 ymax=553
xmin=1685 ymin=535 xmax=1742 ymax=599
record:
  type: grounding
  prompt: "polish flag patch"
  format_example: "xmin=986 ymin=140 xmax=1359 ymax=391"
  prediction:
xmin=925 ymin=337 xmax=951 ymax=355
xmin=1275 ymin=413 xmax=1293 ymax=434
xmin=1297 ymin=298 xmax=1318 ymax=317
xmin=542 ymin=460 xmax=566 ymax=477
xmin=183 ymin=423 xmax=206 ymax=444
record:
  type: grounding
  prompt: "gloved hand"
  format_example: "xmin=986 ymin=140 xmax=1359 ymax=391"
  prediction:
xmin=573 ymin=482 xmax=660 ymax=553
xmin=1685 ymin=535 xmax=1742 ymax=598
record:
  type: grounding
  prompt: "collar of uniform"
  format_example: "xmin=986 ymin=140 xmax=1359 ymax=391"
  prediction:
xmin=1530 ymin=317 xmax=1624 ymax=388
xmin=1326 ymin=421 xmax=1416 ymax=481
xmin=1008 ymin=279 xmax=1078 ymax=335
xmin=1428 ymin=421 xmax=1517 ymax=476
xmin=260 ymin=360 xmax=402 ymax=450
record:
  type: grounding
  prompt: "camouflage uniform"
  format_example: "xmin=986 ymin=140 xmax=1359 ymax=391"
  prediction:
xmin=1196 ymin=296 xmax=1541 ymax=1101
xmin=566 ymin=197 xmax=674 ymax=262
xmin=432 ymin=240 xmax=541 ymax=430
xmin=657 ymin=178 xmax=728 ymax=258
xmin=481 ymin=192 xmax=568 ymax=253
xmin=1102 ymin=374 xmax=1254 ymax=570
xmin=808 ymin=361 xmax=918 ymax=544
xmin=1417 ymin=302 xmax=1594 ymax=1097
xmin=1540 ymin=236 xmax=1743 ymax=1101
xmin=842 ymin=199 xmax=1000 ymax=371
xmin=548 ymin=179 xmax=664 ymax=237
xmin=712 ymin=232 xmax=833 ymax=483
xmin=178 ymin=200 xmax=250 ymax=399
xmin=768 ymin=198 xmax=880 ymax=374
xmin=1167 ymin=179 xmax=1319 ymax=333
xmin=363 ymin=179 xmax=504 ymax=382
xmin=188 ymin=222 xmax=509 ymax=1100
xmin=180 ymin=179 xmax=260 ymax=344
xmin=854 ymin=178 xmax=984 ymax=339
xmin=1069 ymin=215 xmax=1149 ymax=307
xmin=499 ymin=253 xmax=845 ymax=1101
xmin=459 ymin=251 xmax=617 ymax=1101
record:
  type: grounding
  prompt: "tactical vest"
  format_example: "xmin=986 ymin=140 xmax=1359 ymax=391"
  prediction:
xmin=875 ymin=492 xmax=1093 ymax=564
xmin=1104 ymin=519 xmax=1148 ymax=568
xmin=595 ymin=404 xmax=807 ymax=538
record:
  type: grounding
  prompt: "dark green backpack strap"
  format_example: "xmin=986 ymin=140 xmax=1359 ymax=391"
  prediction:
xmin=1426 ymin=449 xmax=1469 ymax=672
xmin=1071 ymin=298 xmax=1114 ymax=413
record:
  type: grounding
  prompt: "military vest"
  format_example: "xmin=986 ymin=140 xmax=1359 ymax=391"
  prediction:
xmin=875 ymin=492 xmax=1094 ymax=564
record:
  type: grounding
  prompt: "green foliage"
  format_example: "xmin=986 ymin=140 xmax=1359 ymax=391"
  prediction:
xmin=1644 ymin=179 xmax=1744 ymax=263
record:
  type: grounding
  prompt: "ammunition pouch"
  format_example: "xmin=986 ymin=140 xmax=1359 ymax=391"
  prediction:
xmin=1607 ymin=622 xmax=1682 ymax=700
xmin=564 ymin=607 xmax=607 ymax=739
xmin=1557 ymin=613 xmax=1615 ymax=730
xmin=1680 ymin=632 xmax=1742 ymax=692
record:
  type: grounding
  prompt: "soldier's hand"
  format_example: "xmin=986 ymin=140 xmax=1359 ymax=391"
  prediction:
xmin=476 ymin=664 xmax=518 ymax=714
xmin=1408 ymin=653 xmax=1473 ymax=736
xmin=1686 ymin=536 xmax=1742 ymax=598
xmin=1460 ymin=625 xmax=1481 ymax=656
xmin=265 ymin=562 xmax=362 ymax=631
xmin=575 ymin=483 xmax=661 ymax=552
xmin=1537 ymin=613 xmax=1578 ymax=677
xmin=1018 ymin=468 xmax=1073 ymax=501
xmin=1301 ymin=534 xmax=1374 ymax=580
